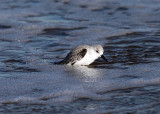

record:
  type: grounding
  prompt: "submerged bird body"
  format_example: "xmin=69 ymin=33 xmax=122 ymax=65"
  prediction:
xmin=56 ymin=45 xmax=107 ymax=66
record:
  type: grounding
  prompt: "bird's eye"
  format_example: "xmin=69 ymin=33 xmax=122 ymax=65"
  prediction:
xmin=96 ymin=50 xmax=99 ymax=53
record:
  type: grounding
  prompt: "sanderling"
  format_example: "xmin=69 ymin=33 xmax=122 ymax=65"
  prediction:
xmin=55 ymin=45 xmax=108 ymax=66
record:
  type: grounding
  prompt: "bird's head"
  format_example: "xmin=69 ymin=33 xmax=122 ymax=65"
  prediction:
xmin=93 ymin=45 xmax=108 ymax=62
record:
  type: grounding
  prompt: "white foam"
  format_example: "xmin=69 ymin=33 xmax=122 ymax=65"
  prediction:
xmin=0 ymin=63 xmax=160 ymax=104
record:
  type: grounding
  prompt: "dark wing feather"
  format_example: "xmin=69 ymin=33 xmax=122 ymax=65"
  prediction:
xmin=55 ymin=49 xmax=87 ymax=65
xmin=71 ymin=49 xmax=87 ymax=65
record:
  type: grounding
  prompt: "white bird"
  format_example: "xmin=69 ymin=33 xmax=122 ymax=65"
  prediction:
xmin=55 ymin=45 xmax=108 ymax=66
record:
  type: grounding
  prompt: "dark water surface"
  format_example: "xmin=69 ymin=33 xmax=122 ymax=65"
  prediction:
xmin=0 ymin=0 xmax=160 ymax=113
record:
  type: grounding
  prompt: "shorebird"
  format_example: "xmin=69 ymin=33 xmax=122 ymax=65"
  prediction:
xmin=55 ymin=45 xmax=108 ymax=66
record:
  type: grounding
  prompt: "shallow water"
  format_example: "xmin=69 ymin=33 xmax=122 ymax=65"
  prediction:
xmin=0 ymin=0 xmax=160 ymax=113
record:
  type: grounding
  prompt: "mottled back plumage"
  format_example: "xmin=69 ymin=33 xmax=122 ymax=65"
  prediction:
xmin=56 ymin=45 xmax=88 ymax=65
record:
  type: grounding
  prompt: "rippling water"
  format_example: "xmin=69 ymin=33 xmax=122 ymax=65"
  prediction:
xmin=0 ymin=0 xmax=160 ymax=113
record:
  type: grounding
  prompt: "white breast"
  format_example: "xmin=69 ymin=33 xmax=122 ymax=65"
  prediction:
xmin=74 ymin=49 xmax=100 ymax=65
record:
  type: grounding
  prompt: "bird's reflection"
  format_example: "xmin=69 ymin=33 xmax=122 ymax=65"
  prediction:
xmin=65 ymin=66 xmax=102 ymax=82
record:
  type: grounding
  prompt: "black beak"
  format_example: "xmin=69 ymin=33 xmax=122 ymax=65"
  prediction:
xmin=101 ymin=55 xmax=108 ymax=63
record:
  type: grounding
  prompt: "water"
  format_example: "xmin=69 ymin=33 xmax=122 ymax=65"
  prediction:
xmin=0 ymin=0 xmax=160 ymax=113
